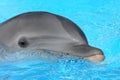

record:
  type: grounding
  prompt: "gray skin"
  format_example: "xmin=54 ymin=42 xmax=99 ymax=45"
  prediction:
xmin=0 ymin=12 xmax=104 ymax=62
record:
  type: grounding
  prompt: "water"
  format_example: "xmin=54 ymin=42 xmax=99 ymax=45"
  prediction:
xmin=0 ymin=0 xmax=120 ymax=80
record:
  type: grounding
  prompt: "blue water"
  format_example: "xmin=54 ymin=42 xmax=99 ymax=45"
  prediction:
xmin=0 ymin=0 xmax=120 ymax=80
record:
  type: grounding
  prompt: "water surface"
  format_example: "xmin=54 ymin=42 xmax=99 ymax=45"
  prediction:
xmin=0 ymin=0 xmax=120 ymax=80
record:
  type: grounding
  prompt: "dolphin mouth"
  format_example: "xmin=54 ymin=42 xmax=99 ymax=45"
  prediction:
xmin=83 ymin=49 xmax=105 ymax=63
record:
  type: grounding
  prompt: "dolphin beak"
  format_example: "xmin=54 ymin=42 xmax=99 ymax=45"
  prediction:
xmin=83 ymin=49 xmax=105 ymax=63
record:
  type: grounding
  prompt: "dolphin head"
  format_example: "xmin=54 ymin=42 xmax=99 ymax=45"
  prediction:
xmin=0 ymin=12 xmax=105 ymax=62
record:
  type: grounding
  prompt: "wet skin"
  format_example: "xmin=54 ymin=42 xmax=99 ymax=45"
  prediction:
xmin=0 ymin=12 xmax=105 ymax=62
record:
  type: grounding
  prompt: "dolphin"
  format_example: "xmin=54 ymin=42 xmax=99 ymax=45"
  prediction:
xmin=0 ymin=12 xmax=104 ymax=62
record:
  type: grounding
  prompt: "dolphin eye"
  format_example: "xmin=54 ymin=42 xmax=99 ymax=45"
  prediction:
xmin=18 ymin=37 xmax=29 ymax=48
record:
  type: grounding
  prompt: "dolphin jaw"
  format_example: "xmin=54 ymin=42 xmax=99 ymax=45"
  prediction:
xmin=83 ymin=49 xmax=105 ymax=63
